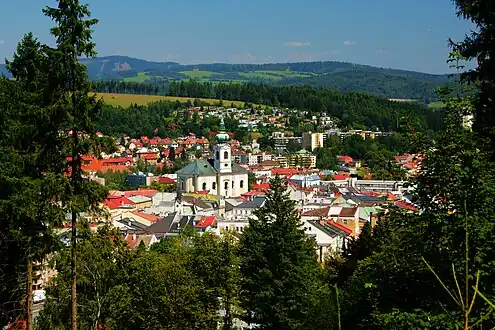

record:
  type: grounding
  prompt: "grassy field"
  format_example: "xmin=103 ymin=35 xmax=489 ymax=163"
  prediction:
xmin=180 ymin=70 xmax=221 ymax=79
xmin=123 ymin=72 xmax=155 ymax=82
xmin=256 ymin=70 xmax=314 ymax=78
xmin=95 ymin=92 xmax=258 ymax=108
xmin=427 ymin=101 xmax=445 ymax=109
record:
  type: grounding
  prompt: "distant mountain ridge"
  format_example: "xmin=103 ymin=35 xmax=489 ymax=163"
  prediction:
xmin=0 ymin=55 xmax=454 ymax=100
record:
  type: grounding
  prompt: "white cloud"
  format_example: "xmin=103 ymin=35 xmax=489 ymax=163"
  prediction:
xmin=376 ymin=48 xmax=389 ymax=53
xmin=343 ymin=40 xmax=356 ymax=46
xmin=0 ymin=40 xmax=4 ymax=45
xmin=284 ymin=41 xmax=311 ymax=47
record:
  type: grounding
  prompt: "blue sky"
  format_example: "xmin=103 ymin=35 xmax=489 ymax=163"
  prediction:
xmin=1 ymin=0 xmax=475 ymax=73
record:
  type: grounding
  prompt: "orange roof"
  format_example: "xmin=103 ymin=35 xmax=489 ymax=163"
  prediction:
xmin=131 ymin=211 xmax=160 ymax=224
xmin=104 ymin=196 xmax=135 ymax=209
xmin=122 ymin=189 xmax=159 ymax=198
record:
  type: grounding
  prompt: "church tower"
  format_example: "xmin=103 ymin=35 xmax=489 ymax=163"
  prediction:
xmin=213 ymin=116 xmax=231 ymax=173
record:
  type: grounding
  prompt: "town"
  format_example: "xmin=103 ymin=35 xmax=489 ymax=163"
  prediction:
xmin=2 ymin=0 xmax=494 ymax=329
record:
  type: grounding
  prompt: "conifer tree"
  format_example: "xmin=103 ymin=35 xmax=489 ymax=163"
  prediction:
xmin=42 ymin=1 xmax=108 ymax=329
xmin=0 ymin=34 xmax=67 ymax=329
xmin=239 ymin=175 xmax=333 ymax=330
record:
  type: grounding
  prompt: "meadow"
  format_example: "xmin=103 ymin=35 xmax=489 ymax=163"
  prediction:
xmin=95 ymin=92 xmax=258 ymax=108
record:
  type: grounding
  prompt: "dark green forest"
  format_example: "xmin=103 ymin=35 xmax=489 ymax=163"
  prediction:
xmin=95 ymin=80 xmax=444 ymax=132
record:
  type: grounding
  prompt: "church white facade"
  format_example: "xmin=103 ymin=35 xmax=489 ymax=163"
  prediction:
xmin=176 ymin=119 xmax=249 ymax=198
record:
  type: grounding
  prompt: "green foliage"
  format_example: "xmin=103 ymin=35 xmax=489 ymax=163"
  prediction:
xmin=452 ymin=0 xmax=495 ymax=152
xmin=336 ymin=87 xmax=495 ymax=329
xmin=38 ymin=229 xmax=243 ymax=330
xmin=239 ymin=175 xmax=335 ymax=329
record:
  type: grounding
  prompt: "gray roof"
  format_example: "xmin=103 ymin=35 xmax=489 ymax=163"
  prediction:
xmin=231 ymin=163 xmax=249 ymax=174
xmin=176 ymin=159 xmax=217 ymax=176
xmin=236 ymin=197 xmax=266 ymax=209
xmin=177 ymin=158 xmax=248 ymax=176
xmin=147 ymin=212 xmax=177 ymax=233
xmin=128 ymin=196 xmax=152 ymax=204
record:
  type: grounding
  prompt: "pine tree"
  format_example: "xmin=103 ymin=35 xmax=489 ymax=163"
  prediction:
xmin=239 ymin=175 xmax=332 ymax=330
xmin=42 ymin=2 xmax=108 ymax=329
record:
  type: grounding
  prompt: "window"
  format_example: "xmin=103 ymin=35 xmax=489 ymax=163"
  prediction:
xmin=225 ymin=181 xmax=229 ymax=190
xmin=216 ymin=151 xmax=219 ymax=160
xmin=225 ymin=226 xmax=229 ymax=231
xmin=235 ymin=226 xmax=239 ymax=232
xmin=342 ymin=219 xmax=348 ymax=225
xmin=212 ymin=182 xmax=216 ymax=190
xmin=224 ymin=151 xmax=229 ymax=159
xmin=232 ymin=181 xmax=234 ymax=188
xmin=202 ymin=182 xmax=207 ymax=191
xmin=240 ymin=180 xmax=244 ymax=188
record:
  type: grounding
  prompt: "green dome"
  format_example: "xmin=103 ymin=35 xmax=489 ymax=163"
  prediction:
xmin=216 ymin=132 xmax=230 ymax=142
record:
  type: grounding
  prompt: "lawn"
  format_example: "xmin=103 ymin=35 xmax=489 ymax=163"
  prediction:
xmin=180 ymin=70 xmax=221 ymax=79
xmin=95 ymin=92 xmax=259 ymax=108
xmin=123 ymin=72 xmax=155 ymax=82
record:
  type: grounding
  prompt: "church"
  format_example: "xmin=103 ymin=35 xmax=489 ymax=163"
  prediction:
xmin=176 ymin=118 xmax=249 ymax=198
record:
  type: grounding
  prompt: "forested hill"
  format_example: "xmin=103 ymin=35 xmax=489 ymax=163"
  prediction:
xmin=1 ymin=55 xmax=453 ymax=100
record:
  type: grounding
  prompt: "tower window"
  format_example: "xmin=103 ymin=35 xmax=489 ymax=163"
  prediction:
xmin=232 ymin=181 xmax=234 ymax=188
xmin=216 ymin=151 xmax=219 ymax=160
xmin=224 ymin=181 xmax=228 ymax=190
xmin=240 ymin=180 xmax=244 ymax=188
xmin=212 ymin=182 xmax=216 ymax=190
xmin=224 ymin=151 xmax=229 ymax=159
xmin=202 ymin=182 xmax=207 ymax=191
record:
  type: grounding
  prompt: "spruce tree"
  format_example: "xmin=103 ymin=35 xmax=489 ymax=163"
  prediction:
xmin=42 ymin=1 xmax=108 ymax=329
xmin=0 ymin=34 xmax=66 ymax=329
xmin=239 ymin=175 xmax=332 ymax=330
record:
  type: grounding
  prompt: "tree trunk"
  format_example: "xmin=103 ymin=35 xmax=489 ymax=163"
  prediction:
xmin=26 ymin=258 xmax=33 ymax=330
xmin=71 ymin=210 xmax=77 ymax=330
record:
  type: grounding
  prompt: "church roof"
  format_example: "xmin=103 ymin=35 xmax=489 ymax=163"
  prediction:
xmin=177 ymin=158 xmax=249 ymax=176
xmin=176 ymin=159 xmax=217 ymax=176
xmin=232 ymin=163 xmax=249 ymax=174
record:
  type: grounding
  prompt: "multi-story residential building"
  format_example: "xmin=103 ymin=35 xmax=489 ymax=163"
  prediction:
xmin=247 ymin=152 xmax=274 ymax=166
xmin=302 ymin=132 xmax=324 ymax=151
xmin=274 ymin=150 xmax=317 ymax=169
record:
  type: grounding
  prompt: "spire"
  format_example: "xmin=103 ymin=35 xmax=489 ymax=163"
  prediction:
xmin=215 ymin=115 xmax=230 ymax=143
xmin=220 ymin=116 xmax=226 ymax=132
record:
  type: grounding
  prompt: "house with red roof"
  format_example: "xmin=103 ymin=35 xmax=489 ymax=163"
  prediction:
xmin=194 ymin=215 xmax=216 ymax=232
xmin=337 ymin=155 xmax=353 ymax=166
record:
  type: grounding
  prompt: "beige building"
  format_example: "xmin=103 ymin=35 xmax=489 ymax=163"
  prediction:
xmin=302 ymin=132 xmax=324 ymax=151
xmin=274 ymin=150 xmax=317 ymax=169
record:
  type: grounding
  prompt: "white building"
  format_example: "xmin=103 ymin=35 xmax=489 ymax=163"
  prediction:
xmin=176 ymin=118 xmax=249 ymax=198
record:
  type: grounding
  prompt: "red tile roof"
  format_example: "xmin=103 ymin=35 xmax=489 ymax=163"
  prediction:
xmin=104 ymin=196 xmax=135 ymax=209
xmin=328 ymin=220 xmax=353 ymax=235
xmin=122 ymin=189 xmax=159 ymax=198
xmin=332 ymin=174 xmax=349 ymax=180
xmin=250 ymin=183 xmax=270 ymax=190
xmin=158 ymin=177 xmax=176 ymax=184
xmin=194 ymin=215 xmax=216 ymax=229
xmin=339 ymin=207 xmax=357 ymax=217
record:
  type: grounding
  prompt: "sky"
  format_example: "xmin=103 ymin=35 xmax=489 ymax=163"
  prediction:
xmin=0 ymin=0 xmax=476 ymax=74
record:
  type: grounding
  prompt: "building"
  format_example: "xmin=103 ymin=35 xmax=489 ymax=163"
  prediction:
xmin=126 ymin=172 xmax=155 ymax=186
xmin=176 ymin=117 xmax=249 ymax=198
xmin=302 ymin=132 xmax=324 ymax=151
xmin=274 ymin=150 xmax=317 ymax=169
